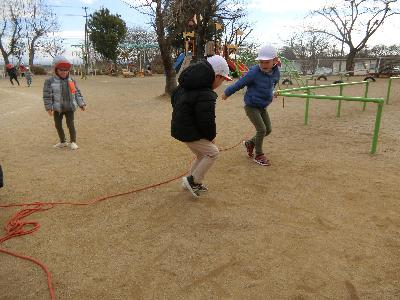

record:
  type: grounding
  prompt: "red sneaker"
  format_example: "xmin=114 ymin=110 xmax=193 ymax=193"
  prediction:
xmin=254 ymin=153 xmax=271 ymax=166
xmin=243 ymin=140 xmax=255 ymax=158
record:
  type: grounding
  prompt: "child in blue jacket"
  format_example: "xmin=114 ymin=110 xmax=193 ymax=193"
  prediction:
xmin=222 ymin=45 xmax=280 ymax=166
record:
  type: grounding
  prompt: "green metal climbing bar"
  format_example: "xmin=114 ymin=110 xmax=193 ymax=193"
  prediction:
xmin=276 ymin=91 xmax=384 ymax=154
xmin=385 ymin=76 xmax=400 ymax=105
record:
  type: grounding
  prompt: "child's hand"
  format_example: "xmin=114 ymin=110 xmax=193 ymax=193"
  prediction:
xmin=47 ymin=110 xmax=53 ymax=116
xmin=221 ymin=93 xmax=228 ymax=100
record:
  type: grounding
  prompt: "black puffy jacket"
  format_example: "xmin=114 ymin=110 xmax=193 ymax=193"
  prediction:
xmin=6 ymin=67 xmax=18 ymax=78
xmin=171 ymin=60 xmax=217 ymax=142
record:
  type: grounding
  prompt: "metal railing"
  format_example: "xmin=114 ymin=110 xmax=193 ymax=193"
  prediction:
xmin=385 ymin=76 xmax=400 ymax=104
xmin=278 ymin=82 xmax=384 ymax=154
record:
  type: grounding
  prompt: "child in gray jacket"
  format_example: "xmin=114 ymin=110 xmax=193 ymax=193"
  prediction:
xmin=43 ymin=55 xmax=86 ymax=150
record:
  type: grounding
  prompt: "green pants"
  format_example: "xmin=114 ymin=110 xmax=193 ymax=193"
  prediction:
xmin=53 ymin=111 xmax=76 ymax=143
xmin=244 ymin=106 xmax=272 ymax=155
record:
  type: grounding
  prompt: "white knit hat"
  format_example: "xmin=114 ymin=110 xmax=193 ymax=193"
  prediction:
xmin=257 ymin=45 xmax=277 ymax=60
xmin=207 ymin=55 xmax=232 ymax=81
xmin=53 ymin=55 xmax=72 ymax=70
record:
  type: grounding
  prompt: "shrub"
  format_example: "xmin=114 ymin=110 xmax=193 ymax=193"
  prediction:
xmin=30 ymin=65 xmax=48 ymax=75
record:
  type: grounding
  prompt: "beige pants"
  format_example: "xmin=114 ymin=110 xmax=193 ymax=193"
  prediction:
xmin=185 ymin=139 xmax=219 ymax=183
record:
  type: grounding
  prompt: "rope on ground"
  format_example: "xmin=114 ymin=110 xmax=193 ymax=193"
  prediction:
xmin=0 ymin=131 xmax=251 ymax=300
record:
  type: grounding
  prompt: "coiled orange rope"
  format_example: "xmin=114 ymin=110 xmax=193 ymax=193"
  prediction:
xmin=0 ymin=134 xmax=249 ymax=300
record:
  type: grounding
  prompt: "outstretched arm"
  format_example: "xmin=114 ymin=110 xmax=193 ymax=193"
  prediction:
xmin=223 ymin=70 xmax=255 ymax=100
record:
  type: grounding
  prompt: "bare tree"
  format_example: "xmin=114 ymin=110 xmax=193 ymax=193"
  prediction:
xmin=13 ymin=40 xmax=26 ymax=64
xmin=122 ymin=0 xmax=249 ymax=94
xmin=223 ymin=20 xmax=252 ymax=48
xmin=286 ymin=31 xmax=333 ymax=59
xmin=120 ymin=26 xmax=158 ymax=67
xmin=23 ymin=0 xmax=59 ymax=67
xmin=0 ymin=0 xmax=24 ymax=65
xmin=310 ymin=0 xmax=399 ymax=72
xmin=123 ymin=0 xmax=187 ymax=95
xmin=282 ymin=31 xmax=335 ymax=74
xmin=172 ymin=0 xmax=248 ymax=58
xmin=369 ymin=44 xmax=400 ymax=56
xmin=38 ymin=34 xmax=65 ymax=58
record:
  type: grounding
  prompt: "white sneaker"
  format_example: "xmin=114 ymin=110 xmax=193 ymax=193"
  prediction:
xmin=53 ymin=142 xmax=68 ymax=148
xmin=69 ymin=142 xmax=79 ymax=150
xmin=182 ymin=176 xmax=200 ymax=198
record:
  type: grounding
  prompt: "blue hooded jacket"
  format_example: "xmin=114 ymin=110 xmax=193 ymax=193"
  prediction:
xmin=224 ymin=64 xmax=280 ymax=108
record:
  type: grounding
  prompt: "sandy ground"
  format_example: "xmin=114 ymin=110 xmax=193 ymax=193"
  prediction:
xmin=0 ymin=73 xmax=399 ymax=300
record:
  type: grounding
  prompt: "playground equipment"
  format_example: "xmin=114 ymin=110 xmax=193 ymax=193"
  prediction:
xmin=278 ymin=81 xmax=384 ymax=154
xmin=183 ymin=31 xmax=195 ymax=54
xmin=385 ymin=76 xmax=400 ymax=104
xmin=122 ymin=68 xmax=136 ymax=78
xmin=174 ymin=22 xmax=250 ymax=78
xmin=226 ymin=59 xmax=248 ymax=77
xmin=280 ymin=57 xmax=333 ymax=86
xmin=223 ymin=44 xmax=249 ymax=78
xmin=174 ymin=51 xmax=193 ymax=78
xmin=174 ymin=30 xmax=196 ymax=77
xmin=120 ymin=43 xmax=158 ymax=78
xmin=280 ymin=57 xmax=306 ymax=86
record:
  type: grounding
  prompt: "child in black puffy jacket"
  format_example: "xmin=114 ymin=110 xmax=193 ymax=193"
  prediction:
xmin=171 ymin=55 xmax=232 ymax=198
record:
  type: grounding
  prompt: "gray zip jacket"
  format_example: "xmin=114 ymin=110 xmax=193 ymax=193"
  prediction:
xmin=43 ymin=75 xmax=85 ymax=112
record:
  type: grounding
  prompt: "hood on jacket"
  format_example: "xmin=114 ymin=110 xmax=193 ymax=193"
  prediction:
xmin=178 ymin=60 xmax=215 ymax=90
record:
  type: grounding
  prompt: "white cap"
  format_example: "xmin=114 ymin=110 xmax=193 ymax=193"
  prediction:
xmin=207 ymin=55 xmax=232 ymax=81
xmin=257 ymin=45 xmax=277 ymax=61
xmin=53 ymin=55 xmax=72 ymax=69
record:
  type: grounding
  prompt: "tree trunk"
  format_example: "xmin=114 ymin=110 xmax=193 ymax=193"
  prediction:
xmin=28 ymin=36 xmax=38 ymax=67
xmin=194 ymin=2 xmax=213 ymax=59
xmin=154 ymin=1 xmax=176 ymax=95
xmin=346 ymin=49 xmax=357 ymax=73
xmin=195 ymin=23 xmax=206 ymax=58
xmin=164 ymin=67 xmax=177 ymax=95
xmin=0 ymin=43 xmax=10 ymax=65
xmin=158 ymin=39 xmax=176 ymax=94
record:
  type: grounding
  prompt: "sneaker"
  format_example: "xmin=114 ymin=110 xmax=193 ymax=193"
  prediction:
xmin=69 ymin=142 xmax=79 ymax=150
xmin=196 ymin=183 xmax=208 ymax=192
xmin=254 ymin=153 xmax=271 ymax=166
xmin=182 ymin=178 xmax=208 ymax=193
xmin=182 ymin=176 xmax=200 ymax=198
xmin=243 ymin=140 xmax=255 ymax=158
xmin=53 ymin=142 xmax=68 ymax=148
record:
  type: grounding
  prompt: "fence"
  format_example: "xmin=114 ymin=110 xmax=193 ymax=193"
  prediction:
xmin=278 ymin=82 xmax=384 ymax=154
xmin=385 ymin=76 xmax=400 ymax=104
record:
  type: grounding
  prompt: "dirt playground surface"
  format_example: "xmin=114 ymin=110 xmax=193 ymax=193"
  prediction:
xmin=0 ymin=74 xmax=399 ymax=299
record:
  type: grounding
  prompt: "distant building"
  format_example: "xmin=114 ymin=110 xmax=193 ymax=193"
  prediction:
xmin=280 ymin=55 xmax=400 ymax=76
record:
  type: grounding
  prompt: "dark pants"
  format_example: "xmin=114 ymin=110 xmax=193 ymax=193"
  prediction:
xmin=244 ymin=106 xmax=272 ymax=155
xmin=53 ymin=111 xmax=76 ymax=143
xmin=0 ymin=165 xmax=3 ymax=188
xmin=9 ymin=75 xmax=20 ymax=86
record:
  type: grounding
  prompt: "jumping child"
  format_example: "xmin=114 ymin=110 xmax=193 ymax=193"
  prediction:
xmin=5 ymin=64 xmax=20 ymax=86
xmin=171 ymin=55 xmax=232 ymax=198
xmin=43 ymin=55 xmax=86 ymax=150
xmin=222 ymin=45 xmax=280 ymax=166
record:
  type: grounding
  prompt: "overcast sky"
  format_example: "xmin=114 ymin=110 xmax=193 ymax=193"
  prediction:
xmin=45 ymin=0 xmax=400 ymax=63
